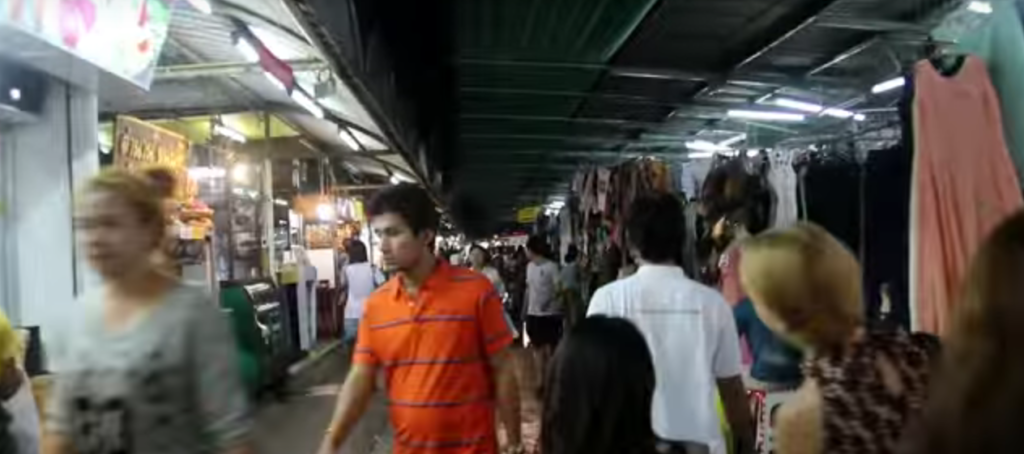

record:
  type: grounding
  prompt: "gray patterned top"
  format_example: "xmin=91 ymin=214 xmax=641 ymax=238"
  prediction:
xmin=47 ymin=283 xmax=251 ymax=454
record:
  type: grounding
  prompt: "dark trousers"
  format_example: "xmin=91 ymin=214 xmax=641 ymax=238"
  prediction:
xmin=656 ymin=440 xmax=710 ymax=454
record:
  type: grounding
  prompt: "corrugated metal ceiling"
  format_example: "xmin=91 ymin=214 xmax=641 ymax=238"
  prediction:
xmin=286 ymin=0 xmax=963 ymax=224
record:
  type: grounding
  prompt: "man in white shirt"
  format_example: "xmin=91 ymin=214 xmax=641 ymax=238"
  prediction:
xmin=524 ymin=236 xmax=562 ymax=390
xmin=588 ymin=194 xmax=754 ymax=454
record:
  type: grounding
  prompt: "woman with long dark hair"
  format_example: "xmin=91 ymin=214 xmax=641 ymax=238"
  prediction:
xmin=542 ymin=316 xmax=657 ymax=454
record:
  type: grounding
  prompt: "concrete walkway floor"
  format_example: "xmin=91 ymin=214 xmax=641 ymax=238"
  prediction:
xmin=252 ymin=344 xmax=390 ymax=454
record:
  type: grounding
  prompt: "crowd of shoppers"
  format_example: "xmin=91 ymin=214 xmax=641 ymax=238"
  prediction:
xmin=11 ymin=169 xmax=1024 ymax=454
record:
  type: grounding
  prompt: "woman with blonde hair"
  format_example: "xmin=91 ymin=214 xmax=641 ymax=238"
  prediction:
xmin=43 ymin=169 xmax=252 ymax=454
xmin=903 ymin=211 xmax=1024 ymax=454
xmin=739 ymin=223 xmax=936 ymax=454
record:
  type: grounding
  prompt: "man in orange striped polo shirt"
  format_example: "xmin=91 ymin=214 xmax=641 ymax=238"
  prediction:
xmin=319 ymin=184 xmax=521 ymax=454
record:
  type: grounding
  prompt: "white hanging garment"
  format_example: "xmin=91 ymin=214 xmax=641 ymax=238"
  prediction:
xmin=769 ymin=150 xmax=799 ymax=228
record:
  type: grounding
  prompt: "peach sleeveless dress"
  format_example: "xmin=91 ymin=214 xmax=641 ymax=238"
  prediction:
xmin=911 ymin=56 xmax=1023 ymax=334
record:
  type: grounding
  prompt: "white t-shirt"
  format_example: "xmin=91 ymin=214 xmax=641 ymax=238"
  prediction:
xmin=343 ymin=263 xmax=383 ymax=319
xmin=526 ymin=260 xmax=561 ymax=316
xmin=588 ymin=264 xmax=743 ymax=454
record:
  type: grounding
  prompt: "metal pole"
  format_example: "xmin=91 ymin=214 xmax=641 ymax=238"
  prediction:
xmin=263 ymin=112 xmax=277 ymax=281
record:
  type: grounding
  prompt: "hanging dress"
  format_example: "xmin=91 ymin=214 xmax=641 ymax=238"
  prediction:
xmin=769 ymin=150 xmax=798 ymax=228
xmin=910 ymin=56 xmax=1023 ymax=335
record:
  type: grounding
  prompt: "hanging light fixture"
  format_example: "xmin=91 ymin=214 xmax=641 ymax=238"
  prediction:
xmin=718 ymin=133 xmax=747 ymax=148
xmin=214 ymin=124 xmax=247 ymax=143
xmin=774 ymin=98 xmax=823 ymax=113
xmin=727 ymin=110 xmax=806 ymax=121
xmin=871 ymin=77 xmax=906 ymax=94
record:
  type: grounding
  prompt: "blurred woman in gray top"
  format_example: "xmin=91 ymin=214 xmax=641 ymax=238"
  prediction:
xmin=44 ymin=169 xmax=252 ymax=454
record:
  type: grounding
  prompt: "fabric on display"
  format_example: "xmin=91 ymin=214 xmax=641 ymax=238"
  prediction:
xmin=800 ymin=157 xmax=862 ymax=255
xmin=935 ymin=0 xmax=1024 ymax=187
xmin=768 ymin=151 xmax=798 ymax=228
xmin=862 ymin=145 xmax=912 ymax=330
xmin=910 ymin=56 xmax=1024 ymax=335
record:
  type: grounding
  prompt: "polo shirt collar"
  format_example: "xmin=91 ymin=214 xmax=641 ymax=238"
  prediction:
xmin=636 ymin=263 xmax=687 ymax=279
xmin=390 ymin=257 xmax=451 ymax=299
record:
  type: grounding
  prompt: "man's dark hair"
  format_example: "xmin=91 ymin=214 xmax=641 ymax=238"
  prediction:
xmin=626 ymin=193 xmax=685 ymax=265
xmin=526 ymin=235 xmax=550 ymax=258
xmin=564 ymin=244 xmax=579 ymax=263
xmin=367 ymin=183 xmax=438 ymax=234
xmin=346 ymin=239 xmax=368 ymax=264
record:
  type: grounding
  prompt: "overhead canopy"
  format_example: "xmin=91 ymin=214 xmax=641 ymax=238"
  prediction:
xmin=288 ymin=0 xmax=959 ymax=229
xmin=97 ymin=0 xmax=419 ymax=183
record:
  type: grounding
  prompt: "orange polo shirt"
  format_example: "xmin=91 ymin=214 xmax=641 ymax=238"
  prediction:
xmin=354 ymin=260 xmax=514 ymax=454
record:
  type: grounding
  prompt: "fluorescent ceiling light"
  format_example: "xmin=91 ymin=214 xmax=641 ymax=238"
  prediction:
xmin=718 ymin=134 xmax=747 ymax=148
xmin=214 ymin=124 xmax=247 ymax=143
xmin=746 ymin=149 xmax=761 ymax=157
xmin=273 ymin=198 xmax=289 ymax=206
xmin=185 ymin=0 xmax=212 ymax=14
xmin=871 ymin=77 xmax=905 ymax=94
xmin=774 ymin=98 xmax=823 ymax=113
xmin=688 ymin=151 xmax=715 ymax=159
xmin=234 ymin=38 xmax=260 ymax=63
xmin=389 ymin=174 xmax=402 ymax=185
xmin=686 ymin=140 xmax=730 ymax=152
xmin=8 ymin=88 xmax=20 ymax=101
xmin=338 ymin=128 xmax=360 ymax=151
xmin=291 ymin=90 xmax=324 ymax=119
xmin=263 ymin=71 xmax=286 ymax=91
xmin=968 ymin=1 xmax=993 ymax=14
xmin=727 ymin=110 xmax=805 ymax=122
xmin=822 ymin=108 xmax=866 ymax=121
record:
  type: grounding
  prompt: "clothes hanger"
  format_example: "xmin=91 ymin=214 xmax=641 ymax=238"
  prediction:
xmin=925 ymin=35 xmax=965 ymax=75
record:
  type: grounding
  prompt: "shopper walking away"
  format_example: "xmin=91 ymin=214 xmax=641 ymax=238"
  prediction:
xmin=559 ymin=245 xmax=584 ymax=331
xmin=319 ymin=183 xmax=521 ymax=454
xmin=740 ymin=223 xmax=936 ymax=454
xmin=588 ymin=194 xmax=754 ymax=454
xmin=339 ymin=239 xmax=384 ymax=345
xmin=44 ymin=169 xmax=252 ymax=454
xmin=524 ymin=236 xmax=562 ymax=394
xmin=902 ymin=211 xmax=1024 ymax=454
xmin=542 ymin=316 xmax=658 ymax=454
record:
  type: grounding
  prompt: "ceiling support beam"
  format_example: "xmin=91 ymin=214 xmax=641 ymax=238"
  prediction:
xmin=807 ymin=37 xmax=882 ymax=76
xmin=155 ymin=59 xmax=328 ymax=80
xmin=461 ymin=114 xmax=667 ymax=129
xmin=814 ymin=16 xmax=932 ymax=34
xmin=457 ymin=58 xmax=854 ymax=89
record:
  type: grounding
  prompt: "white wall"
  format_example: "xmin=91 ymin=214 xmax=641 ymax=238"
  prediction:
xmin=1 ymin=78 xmax=98 ymax=369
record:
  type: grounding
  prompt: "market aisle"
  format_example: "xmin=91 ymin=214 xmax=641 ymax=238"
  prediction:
xmin=253 ymin=345 xmax=390 ymax=454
